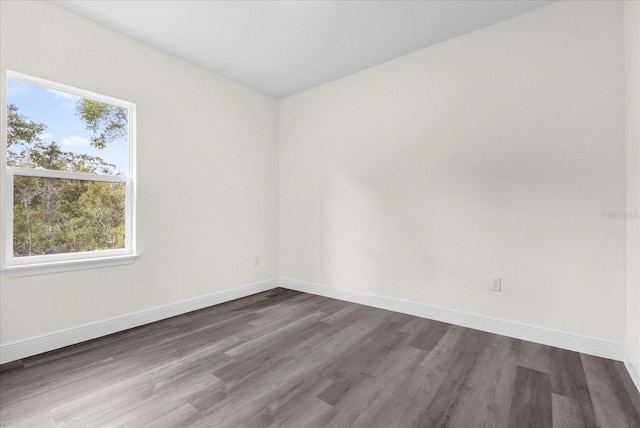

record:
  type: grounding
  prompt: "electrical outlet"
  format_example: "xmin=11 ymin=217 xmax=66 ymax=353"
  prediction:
xmin=254 ymin=257 xmax=260 ymax=267
xmin=490 ymin=277 xmax=501 ymax=292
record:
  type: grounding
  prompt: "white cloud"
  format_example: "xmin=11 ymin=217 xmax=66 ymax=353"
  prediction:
xmin=61 ymin=136 xmax=90 ymax=147
xmin=47 ymin=88 xmax=80 ymax=101
xmin=39 ymin=132 xmax=53 ymax=141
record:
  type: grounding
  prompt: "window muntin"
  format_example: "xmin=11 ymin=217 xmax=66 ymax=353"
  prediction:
xmin=3 ymin=71 xmax=136 ymax=273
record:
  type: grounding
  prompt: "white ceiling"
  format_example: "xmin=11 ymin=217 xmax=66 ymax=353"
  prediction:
xmin=56 ymin=0 xmax=555 ymax=98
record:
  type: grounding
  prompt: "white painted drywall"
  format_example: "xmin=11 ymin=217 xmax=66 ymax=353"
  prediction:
xmin=1 ymin=0 xmax=634 ymax=356
xmin=625 ymin=0 xmax=640 ymax=369
xmin=279 ymin=0 xmax=627 ymax=342
xmin=0 ymin=1 xmax=279 ymax=343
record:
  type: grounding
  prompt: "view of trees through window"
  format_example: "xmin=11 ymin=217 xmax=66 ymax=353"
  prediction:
xmin=6 ymin=77 xmax=130 ymax=257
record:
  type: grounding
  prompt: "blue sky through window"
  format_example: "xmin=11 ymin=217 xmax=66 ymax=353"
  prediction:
xmin=7 ymin=79 xmax=128 ymax=174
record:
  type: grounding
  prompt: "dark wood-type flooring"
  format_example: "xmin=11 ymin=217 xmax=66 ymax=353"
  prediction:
xmin=1 ymin=288 xmax=639 ymax=427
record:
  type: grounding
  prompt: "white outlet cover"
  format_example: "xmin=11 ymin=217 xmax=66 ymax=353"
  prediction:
xmin=490 ymin=277 xmax=502 ymax=291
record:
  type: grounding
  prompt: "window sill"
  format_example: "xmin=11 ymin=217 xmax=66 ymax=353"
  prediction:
xmin=1 ymin=254 xmax=138 ymax=277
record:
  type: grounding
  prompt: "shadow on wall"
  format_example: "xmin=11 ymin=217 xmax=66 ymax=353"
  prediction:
xmin=316 ymin=164 xmax=614 ymax=318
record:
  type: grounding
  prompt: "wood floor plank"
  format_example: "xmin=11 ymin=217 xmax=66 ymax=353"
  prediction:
xmin=386 ymin=365 xmax=448 ymax=428
xmin=223 ymin=311 xmax=328 ymax=358
xmin=1 ymin=411 xmax=56 ymax=428
xmin=581 ymin=353 xmax=640 ymax=428
xmin=508 ymin=366 xmax=552 ymax=428
xmin=611 ymin=360 xmax=640 ymax=419
xmin=308 ymin=295 xmax=352 ymax=315
xmin=320 ymin=345 xmax=427 ymax=428
xmin=406 ymin=319 xmax=451 ymax=352
xmin=552 ymin=393 xmax=597 ymax=428
xmin=146 ymin=403 xmax=202 ymax=428
xmin=1 ymin=288 xmax=638 ymax=428
xmin=549 ymin=348 xmax=593 ymax=404
xmin=547 ymin=347 xmax=598 ymax=426
xmin=49 ymin=346 xmax=225 ymax=426
xmin=415 ymin=330 xmax=488 ymax=427
xmin=445 ymin=344 xmax=519 ymax=428
xmin=420 ymin=324 xmax=467 ymax=373
xmin=516 ymin=340 xmax=552 ymax=374
xmin=273 ymin=397 xmax=334 ymax=428
xmin=242 ymin=374 xmax=333 ymax=428
xmin=316 ymin=319 xmax=410 ymax=405
xmin=190 ymin=327 xmax=345 ymax=426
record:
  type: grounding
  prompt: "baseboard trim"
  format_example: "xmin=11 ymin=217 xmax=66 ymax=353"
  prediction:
xmin=280 ymin=278 xmax=627 ymax=362
xmin=0 ymin=278 xmax=279 ymax=365
xmin=2 ymin=275 xmax=634 ymax=393
xmin=625 ymin=350 xmax=640 ymax=393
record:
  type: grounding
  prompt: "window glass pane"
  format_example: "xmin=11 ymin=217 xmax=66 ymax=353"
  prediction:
xmin=7 ymin=79 xmax=128 ymax=175
xmin=13 ymin=176 xmax=126 ymax=257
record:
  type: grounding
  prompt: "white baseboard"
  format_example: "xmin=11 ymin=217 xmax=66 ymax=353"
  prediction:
xmin=2 ymin=275 xmax=636 ymax=395
xmin=280 ymin=278 xmax=627 ymax=362
xmin=0 ymin=278 xmax=279 ymax=365
xmin=625 ymin=350 xmax=640 ymax=393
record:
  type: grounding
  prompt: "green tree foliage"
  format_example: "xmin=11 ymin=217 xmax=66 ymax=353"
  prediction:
xmin=7 ymin=104 xmax=44 ymax=148
xmin=8 ymin=103 xmax=126 ymax=257
xmin=76 ymin=99 xmax=127 ymax=149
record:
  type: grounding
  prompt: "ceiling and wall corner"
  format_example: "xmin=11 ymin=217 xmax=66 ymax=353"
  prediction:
xmin=55 ymin=0 xmax=555 ymax=98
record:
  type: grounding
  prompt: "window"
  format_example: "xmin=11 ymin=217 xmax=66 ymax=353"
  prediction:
xmin=2 ymin=71 xmax=136 ymax=276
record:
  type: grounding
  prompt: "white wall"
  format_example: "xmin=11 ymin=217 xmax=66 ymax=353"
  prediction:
xmin=279 ymin=1 xmax=627 ymax=342
xmin=1 ymin=0 xmax=635 ymax=365
xmin=0 ymin=1 xmax=279 ymax=343
xmin=625 ymin=0 xmax=640 ymax=371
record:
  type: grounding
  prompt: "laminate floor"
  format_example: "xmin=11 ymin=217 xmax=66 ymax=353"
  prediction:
xmin=1 ymin=288 xmax=639 ymax=427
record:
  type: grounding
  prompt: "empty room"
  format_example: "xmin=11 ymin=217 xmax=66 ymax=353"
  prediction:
xmin=1 ymin=0 xmax=639 ymax=427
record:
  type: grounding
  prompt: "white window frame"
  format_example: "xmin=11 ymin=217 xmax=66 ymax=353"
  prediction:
xmin=1 ymin=71 xmax=137 ymax=277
